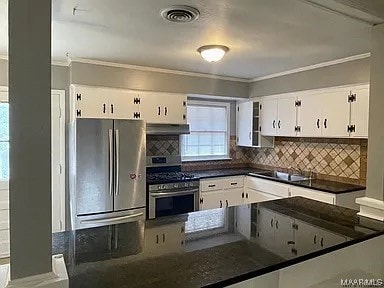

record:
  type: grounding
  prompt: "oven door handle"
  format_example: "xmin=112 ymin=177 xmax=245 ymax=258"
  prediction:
xmin=150 ymin=189 xmax=199 ymax=198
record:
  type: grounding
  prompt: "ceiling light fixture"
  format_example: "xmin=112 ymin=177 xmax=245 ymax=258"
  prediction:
xmin=197 ymin=45 xmax=229 ymax=63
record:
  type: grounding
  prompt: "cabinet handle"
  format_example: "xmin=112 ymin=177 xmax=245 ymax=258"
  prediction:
xmin=278 ymin=120 xmax=281 ymax=129
xmin=246 ymin=193 xmax=249 ymax=199
xmin=320 ymin=237 xmax=324 ymax=247
xmin=270 ymin=219 xmax=274 ymax=228
xmin=291 ymin=248 xmax=298 ymax=255
xmin=317 ymin=119 xmax=320 ymax=129
xmin=231 ymin=182 xmax=238 ymax=186
xmin=164 ymin=107 xmax=168 ymax=116
xmin=226 ymin=200 xmax=229 ymax=207
xmin=273 ymin=120 xmax=276 ymax=128
xmin=103 ymin=103 xmax=106 ymax=114
xmin=287 ymin=241 xmax=295 ymax=245
xmin=275 ymin=220 xmax=279 ymax=229
xmin=314 ymin=235 xmax=317 ymax=244
xmin=156 ymin=234 xmax=159 ymax=244
xmin=208 ymin=184 xmax=216 ymax=188
xmin=158 ymin=107 xmax=161 ymax=115
xmin=324 ymin=119 xmax=327 ymax=129
xmin=242 ymin=192 xmax=244 ymax=198
xmin=163 ymin=233 xmax=166 ymax=243
xmin=110 ymin=104 xmax=114 ymax=114
xmin=219 ymin=200 xmax=223 ymax=208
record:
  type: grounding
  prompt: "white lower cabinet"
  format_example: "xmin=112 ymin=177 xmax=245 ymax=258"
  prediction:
xmin=293 ymin=219 xmax=347 ymax=257
xmin=144 ymin=222 xmax=185 ymax=255
xmin=256 ymin=207 xmax=295 ymax=259
xmin=255 ymin=207 xmax=347 ymax=259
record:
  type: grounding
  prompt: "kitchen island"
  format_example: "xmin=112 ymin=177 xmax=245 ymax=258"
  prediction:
xmin=53 ymin=197 xmax=384 ymax=288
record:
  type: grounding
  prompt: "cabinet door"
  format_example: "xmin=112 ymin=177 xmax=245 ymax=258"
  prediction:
xmin=260 ymin=98 xmax=278 ymax=136
xmin=350 ymin=85 xmax=369 ymax=138
xmin=161 ymin=93 xmax=187 ymax=124
xmin=245 ymin=188 xmax=281 ymax=205
xmin=317 ymin=230 xmax=346 ymax=250
xmin=75 ymin=87 xmax=109 ymax=119
xmin=255 ymin=207 xmax=275 ymax=251
xmin=321 ymin=88 xmax=350 ymax=138
xmin=109 ymin=91 xmax=139 ymax=120
xmin=223 ymin=188 xmax=244 ymax=207
xmin=237 ymin=101 xmax=253 ymax=146
xmin=139 ymin=93 xmax=165 ymax=123
xmin=200 ymin=191 xmax=224 ymax=210
xmin=297 ymin=93 xmax=323 ymax=137
xmin=277 ymin=96 xmax=297 ymax=137
xmin=235 ymin=205 xmax=251 ymax=239
xmin=294 ymin=220 xmax=320 ymax=256
xmin=290 ymin=186 xmax=335 ymax=205
xmin=273 ymin=212 xmax=295 ymax=259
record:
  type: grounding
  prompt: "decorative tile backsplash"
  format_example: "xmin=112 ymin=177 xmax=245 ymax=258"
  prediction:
xmin=146 ymin=135 xmax=367 ymax=185
xmin=146 ymin=135 xmax=179 ymax=156
xmin=245 ymin=137 xmax=367 ymax=185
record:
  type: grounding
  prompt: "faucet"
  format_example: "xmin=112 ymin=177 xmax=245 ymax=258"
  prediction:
xmin=288 ymin=166 xmax=303 ymax=175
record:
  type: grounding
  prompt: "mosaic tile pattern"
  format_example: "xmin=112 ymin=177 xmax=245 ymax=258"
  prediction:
xmin=247 ymin=137 xmax=367 ymax=180
xmin=146 ymin=135 xmax=180 ymax=156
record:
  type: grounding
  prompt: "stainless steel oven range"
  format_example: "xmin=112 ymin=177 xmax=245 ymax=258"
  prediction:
xmin=146 ymin=156 xmax=199 ymax=219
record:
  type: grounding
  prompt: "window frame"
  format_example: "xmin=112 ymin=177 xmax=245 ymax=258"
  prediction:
xmin=0 ymin=88 xmax=9 ymax=191
xmin=181 ymin=100 xmax=231 ymax=162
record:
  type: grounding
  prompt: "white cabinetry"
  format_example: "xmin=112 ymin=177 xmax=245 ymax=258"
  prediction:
xmin=260 ymin=95 xmax=297 ymax=137
xmin=144 ymin=222 xmax=185 ymax=255
xmin=236 ymin=100 xmax=273 ymax=147
xmin=296 ymin=84 xmax=369 ymax=138
xmin=72 ymin=85 xmax=140 ymax=120
xmin=200 ymin=176 xmax=244 ymax=210
xmin=350 ymin=85 xmax=370 ymax=138
xmin=140 ymin=92 xmax=187 ymax=124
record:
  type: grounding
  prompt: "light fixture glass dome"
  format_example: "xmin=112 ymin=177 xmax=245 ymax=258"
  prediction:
xmin=197 ymin=45 xmax=229 ymax=62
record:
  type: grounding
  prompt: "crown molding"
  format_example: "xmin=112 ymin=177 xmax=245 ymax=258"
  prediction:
xmin=0 ymin=55 xmax=70 ymax=67
xmin=68 ymin=57 xmax=250 ymax=82
xmin=251 ymin=53 xmax=371 ymax=82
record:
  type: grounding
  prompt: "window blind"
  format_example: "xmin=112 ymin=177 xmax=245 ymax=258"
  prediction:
xmin=182 ymin=103 xmax=229 ymax=160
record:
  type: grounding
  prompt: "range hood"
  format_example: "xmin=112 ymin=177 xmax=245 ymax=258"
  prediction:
xmin=146 ymin=123 xmax=190 ymax=135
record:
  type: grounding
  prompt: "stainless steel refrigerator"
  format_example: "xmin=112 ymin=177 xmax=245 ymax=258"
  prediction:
xmin=69 ymin=119 xmax=146 ymax=230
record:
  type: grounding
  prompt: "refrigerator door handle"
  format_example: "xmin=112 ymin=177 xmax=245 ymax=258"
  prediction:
xmin=115 ymin=129 xmax=120 ymax=195
xmin=80 ymin=213 xmax=144 ymax=224
xmin=108 ymin=129 xmax=113 ymax=196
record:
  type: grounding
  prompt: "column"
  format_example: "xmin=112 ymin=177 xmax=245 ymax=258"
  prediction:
xmin=356 ymin=23 xmax=384 ymax=221
xmin=8 ymin=0 xmax=52 ymax=279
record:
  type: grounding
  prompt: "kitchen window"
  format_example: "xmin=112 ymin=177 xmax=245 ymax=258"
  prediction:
xmin=181 ymin=101 xmax=230 ymax=161
xmin=0 ymin=91 xmax=9 ymax=190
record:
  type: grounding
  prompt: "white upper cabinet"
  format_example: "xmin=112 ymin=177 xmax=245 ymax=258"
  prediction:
xmin=71 ymin=85 xmax=187 ymax=124
xmin=260 ymin=98 xmax=278 ymax=136
xmin=236 ymin=100 xmax=274 ymax=147
xmin=237 ymin=100 xmax=253 ymax=146
xmin=260 ymin=95 xmax=297 ymax=137
xmin=350 ymin=85 xmax=369 ymax=138
xmin=140 ymin=92 xmax=187 ymax=124
xmin=321 ymin=88 xmax=351 ymax=138
xmin=277 ymin=95 xmax=297 ymax=137
xmin=296 ymin=92 xmax=323 ymax=137
xmin=72 ymin=85 xmax=140 ymax=120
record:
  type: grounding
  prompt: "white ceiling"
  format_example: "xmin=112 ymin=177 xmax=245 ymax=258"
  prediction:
xmin=0 ymin=0 xmax=374 ymax=79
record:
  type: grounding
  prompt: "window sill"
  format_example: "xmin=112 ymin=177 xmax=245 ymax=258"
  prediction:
xmin=182 ymin=156 xmax=232 ymax=163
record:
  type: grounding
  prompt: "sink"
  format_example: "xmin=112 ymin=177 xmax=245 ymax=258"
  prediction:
xmin=250 ymin=171 xmax=309 ymax=182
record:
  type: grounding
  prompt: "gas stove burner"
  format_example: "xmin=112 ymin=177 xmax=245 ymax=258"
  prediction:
xmin=147 ymin=172 xmax=195 ymax=182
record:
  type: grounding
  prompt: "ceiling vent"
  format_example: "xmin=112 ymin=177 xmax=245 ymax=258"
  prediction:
xmin=160 ymin=6 xmax=200 ymax=23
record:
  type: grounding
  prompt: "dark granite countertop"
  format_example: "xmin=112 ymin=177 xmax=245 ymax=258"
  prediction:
xmin=183 ymin=168 xmax=365 ymax=194
xmin=53 ymin=197 xmax=384 ymax=288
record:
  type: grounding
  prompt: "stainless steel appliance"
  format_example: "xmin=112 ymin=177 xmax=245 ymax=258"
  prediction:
xmin=146 ymin=156 xmax=198 ymax=219
xmin=69 ymin=119 xmax=146 ymax=230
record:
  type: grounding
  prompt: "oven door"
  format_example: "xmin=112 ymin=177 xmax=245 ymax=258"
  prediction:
xmin=149 ymin=188 xmax=199 ymax=219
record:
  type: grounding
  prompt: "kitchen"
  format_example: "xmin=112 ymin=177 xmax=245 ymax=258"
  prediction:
xmin=1 ymin=0 xmax=384 ymax=288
